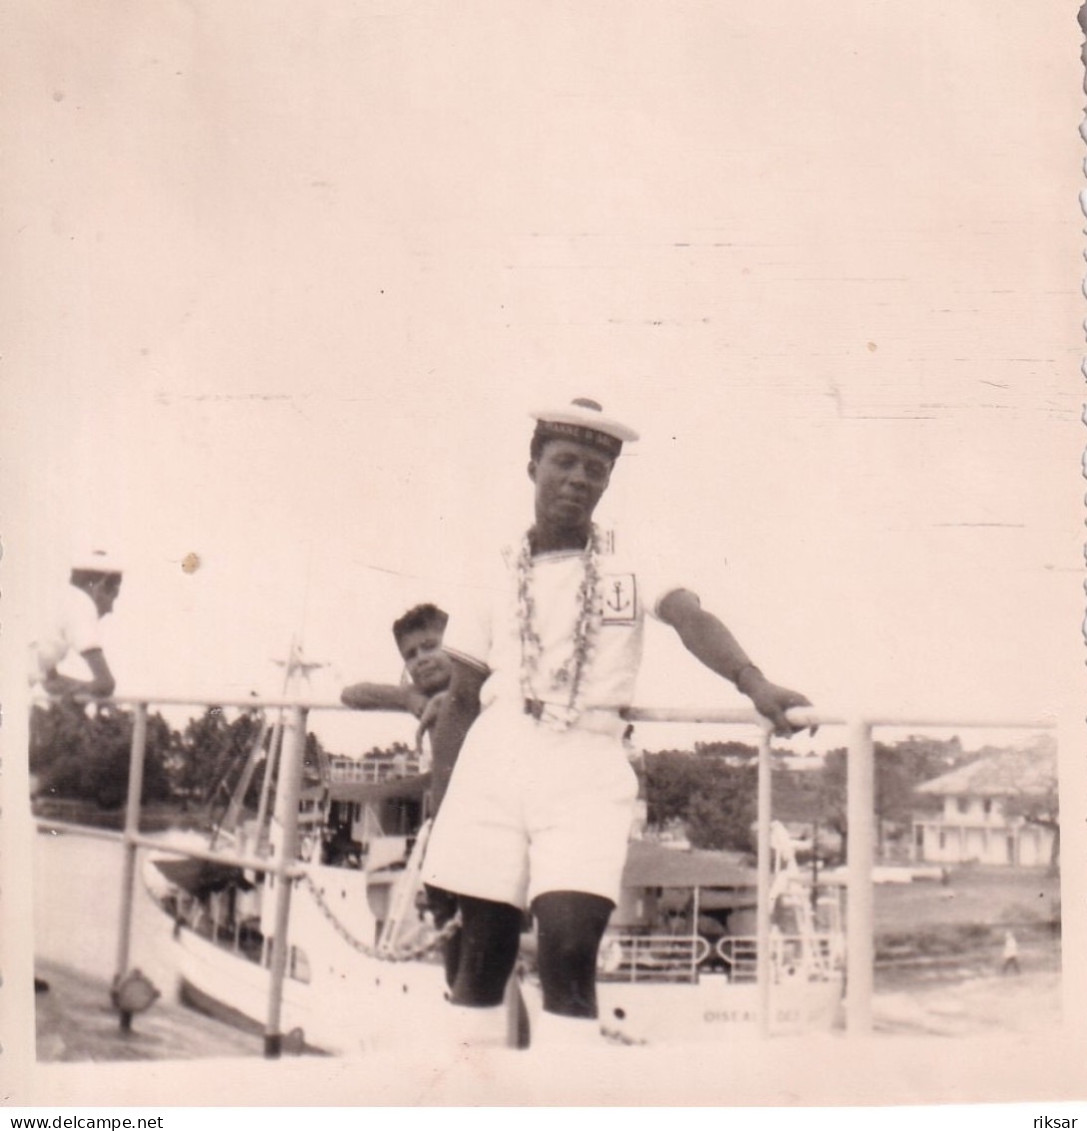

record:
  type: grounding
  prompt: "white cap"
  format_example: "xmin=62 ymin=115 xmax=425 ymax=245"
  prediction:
xmin=529 ymin=397 xmax=639 ymax=458
xmin=72 ymin=549 xmax=124 ymax=574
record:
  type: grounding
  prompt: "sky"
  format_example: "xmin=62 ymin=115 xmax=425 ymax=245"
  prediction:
xmin=2 ymin=0 xmax=1081 ymax=762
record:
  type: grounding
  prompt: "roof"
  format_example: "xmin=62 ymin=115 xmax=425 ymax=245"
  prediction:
xmin=620 ymin=840 xmax=754 ymax=889
xmin=916 ymin=743 xmax=1056 ymax=798
xmin=328 ymin=773 xmax=431 ymax=805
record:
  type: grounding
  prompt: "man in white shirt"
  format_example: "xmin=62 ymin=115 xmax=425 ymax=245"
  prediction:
xmin=423 ymin=398 xmax=813 ymax=1047
xmin=29 ymin=550 xmax=122 ymax=700
xmin=29 ymin=549 xmax=123 ymax=991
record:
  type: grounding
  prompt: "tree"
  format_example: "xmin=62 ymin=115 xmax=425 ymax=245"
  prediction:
xmin=640 ymin=749 xmax=758 ymax=852
xmin=172 ymin=706 xmax=266 ymax=810
xmin=29 ymin=700 xmax=336 ymax=822
xmin=641 ymin=750 xmax=707 ymax=828
xmin=684 ymin=763 xmax=758 ymax=852
xmin=1004 ymin=786 xmax=1060 ymax=871
xmin=815 ymin=735 xmax=964 ymax=861
xmin=1001 ymin=735 xmax=1060 ymax=872
xmin=304 ymin=731 xmax=330 ymax=786
xmin=29 ymin=701 xmax=176 ymax=809
xmin=819 ymin=747 xmax=849 ymax=862
xmin=692 ymin=739 xmax=758 ymax=765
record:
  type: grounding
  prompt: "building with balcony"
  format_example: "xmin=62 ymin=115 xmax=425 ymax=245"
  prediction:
xmin=911 ymin=740 xmax=1057 ymax=867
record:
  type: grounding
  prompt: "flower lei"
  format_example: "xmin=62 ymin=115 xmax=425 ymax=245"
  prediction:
xmin=516 ymin=524 xmax=602 ymax=729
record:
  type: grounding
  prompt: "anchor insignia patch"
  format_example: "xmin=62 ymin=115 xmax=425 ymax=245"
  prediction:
xmin=600 ymin=573 xmax=637 ymax=624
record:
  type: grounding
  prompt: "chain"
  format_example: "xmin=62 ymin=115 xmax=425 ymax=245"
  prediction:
xmin=299 ymin=873 xmax=460 ymax=963
xmin=305 ymin=876 xmax=649 ymax=1043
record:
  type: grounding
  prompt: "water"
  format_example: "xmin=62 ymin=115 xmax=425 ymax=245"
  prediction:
xmin=32 ymin=825 xmax=266 ymax=1061
xmin=34 ymin=827 xmax=179 ymax=992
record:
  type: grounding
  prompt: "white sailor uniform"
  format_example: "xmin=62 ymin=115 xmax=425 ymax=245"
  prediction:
xmin=423 ymin=529 xmax=679 ymax=909
xmin=28 ymin=585 xmax=103 ymax=685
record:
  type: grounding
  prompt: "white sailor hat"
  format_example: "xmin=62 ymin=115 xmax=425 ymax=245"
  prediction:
xmin=529 ymin=397 xmax=639 ymax=460
xmin=72 ymin=549 xmax=124 ymax=575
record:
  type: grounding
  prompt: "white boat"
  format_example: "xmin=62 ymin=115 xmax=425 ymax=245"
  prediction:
xmin=570 ymin=829 xmax=845 ymax=1044
xmin=143 ymin=766 xmax=454 ymax=1055
xmin=143 ymin=746 xmax=845 ymax=1051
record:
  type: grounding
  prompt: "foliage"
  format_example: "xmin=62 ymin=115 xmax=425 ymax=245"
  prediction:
xmin=874 ymin=735 xmax=962 ymax=826
xmin=359 ymin=740 xmax=415 ymax=763
xmin=818 ymin=747 xmax=849 ymax=857
xmin=28 ymin=701 xmax=332 ymax=817
xmin=174 ymin=707 xmax=267 ymax=810
xmin=1001 ymin=735 xmax=1059 ymax=868
xmin=29 ymin=702 xmax=175 ymax=810
xmin=684 ymin=765 xmax=757 ymax=851
xmin=640 ymin=734 xmax=969 ymax=861
xmin=641 ymin=749 xmax=757 ymax=852
xmin=816 ymin=735 xmax=964 ymax=858
xmin=691 ymin=740 xmax=758 ymax=764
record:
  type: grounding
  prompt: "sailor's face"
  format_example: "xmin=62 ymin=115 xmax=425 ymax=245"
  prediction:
xmin=91 ymin=575 xmax=122 ymax=617
xmin=529 ymin=439 xmax=612 ymax=534
xmin=397 ymin=627 xmax=451 ymax=696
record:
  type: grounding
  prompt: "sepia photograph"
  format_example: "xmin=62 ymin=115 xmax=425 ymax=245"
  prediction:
xmin=1 ymin=0 xmax=1084 ymax=1114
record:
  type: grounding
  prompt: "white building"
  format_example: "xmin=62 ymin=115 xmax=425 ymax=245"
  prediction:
xmin=911 ymin=741 xmax=1057 ymax=867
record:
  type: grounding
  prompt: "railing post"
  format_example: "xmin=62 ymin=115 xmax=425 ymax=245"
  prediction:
xmin=756 ymin=724 xmax=772 ymax=1038
xmin=264 ymin=704 xmax=307 ymax=1058
xmin=114 ymin=701 xmax=148 ymax=1031
xmin=846 ymin=718 xmax=875 ymax=1035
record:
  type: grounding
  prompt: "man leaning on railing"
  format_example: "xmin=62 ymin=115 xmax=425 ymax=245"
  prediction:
xmin=28 ymin=549 xmax=125 ymax=993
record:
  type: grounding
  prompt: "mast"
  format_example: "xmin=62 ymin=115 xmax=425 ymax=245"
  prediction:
xmin=255 ymin=636 xmax=327 ymax=854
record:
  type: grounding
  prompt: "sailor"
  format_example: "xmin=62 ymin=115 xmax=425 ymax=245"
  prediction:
xmin=423 ymin=398 xmax=813 ymax=1047
xmin=29 ymin=549 xmax=123 ymax=701
xmin=29 ymin=548 xmax=124 ymax=992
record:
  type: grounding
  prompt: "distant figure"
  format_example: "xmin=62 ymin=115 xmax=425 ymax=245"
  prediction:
xmin=340 ymin=603 xmax=451 ymax=759
xmin=1001 ymin=930 xmax=1021 ymax=975
xmin=29 ymin=549 xmax=124 ymax=993
xmin=29 ymin=550 xmax=123 ymax=701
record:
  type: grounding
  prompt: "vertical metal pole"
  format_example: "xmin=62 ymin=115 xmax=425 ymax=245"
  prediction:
xmin=756 ymin=725 xmax=772 ymax=1037
xmin=811 ymin=820 xmax=819 ymax=910
xmin=264 ymin=705 xmax=307 ymax=1058
xmin=846 ymin=718 xmax=875 ymax=1035
xmin=114 ymin=702 xmax=148 ymax=1031
xmin=691 ymin=885 xmax=701 ymax=981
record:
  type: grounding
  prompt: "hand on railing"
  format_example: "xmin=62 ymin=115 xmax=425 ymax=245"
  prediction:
xmin=784 ymin=704 xmax=820 ymax=735
xmin=743 ymin=676 xmax=818 ymax=738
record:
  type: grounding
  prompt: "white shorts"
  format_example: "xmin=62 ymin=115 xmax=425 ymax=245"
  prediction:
xmin=422 ymin=702 xmax=639 ymax=910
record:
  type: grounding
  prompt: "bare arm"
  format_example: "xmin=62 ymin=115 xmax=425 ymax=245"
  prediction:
xmin=428 ymin=656 xmax=486 ymax=813
xmin=658 ymin=589 xmax=812 ymax=737
xmin=414 ymin=690 xmax=448 ymax=750
xmin=41 ymin=648 xmax=116 ymax=699
xmin=340 ymin=681 xmax=427 ymax=717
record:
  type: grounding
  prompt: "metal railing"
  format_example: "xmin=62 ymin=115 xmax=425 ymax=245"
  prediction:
xmin=42 ymin=695 xmax=316 ymax=1053
xmin=328 ymin=752 xmax=424 ymax=784
xmin=713 ymin=932 xmax=842 ymax=984
xmin=33 ymin=694 xmax=1056 ymax=1053
xmin=631 ymin=706 xmax=1054 ymax=1036
xmin=598 ymin=934 xmax=712 ymax=984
